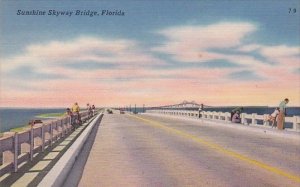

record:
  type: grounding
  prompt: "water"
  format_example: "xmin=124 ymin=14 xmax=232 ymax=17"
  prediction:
xmin=0 ymin=108 xmax=65 ymax=132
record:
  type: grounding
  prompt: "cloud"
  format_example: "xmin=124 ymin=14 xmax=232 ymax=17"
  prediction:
xmin=238 ymin=44 xmax=262 ymax=52
xmin=198 ymin=59 xmax=241 ymax=68
xmin=153 ymin=21 xmax=299 ymax=84
xmin=259 ymin=45 xmax=300 ymax=73
xmin=260 ymin=45 xmax=299 ymax=59
xmin=153 ymin=22 xmax=257 ymax=63
xmin=227 ymin=70 xmax=265 ymax=81
xmin=0 ymin=36 xmax=169 ymax=107
xmin=2 ymin=36 xmax=165 ymax=73
xmin=1 ymin=23 xmax=299 ymax=107
xmin=1 ymin=36 xmax=169 ymax=96
xmin=5 ymin=66 xmax=66 ymax=81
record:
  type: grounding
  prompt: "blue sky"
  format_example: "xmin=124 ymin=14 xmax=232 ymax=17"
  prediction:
xmin=0 ymin=0 xmax=299 ymax=107
xmin=2 ymin=0 xmax=299 ymax=56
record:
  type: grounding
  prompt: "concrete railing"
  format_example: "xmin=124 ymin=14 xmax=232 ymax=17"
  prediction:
xmin=0 ymin=110 xmax=95 ymax=177
xmin=147 ymin=109 xmax=300 ymax=132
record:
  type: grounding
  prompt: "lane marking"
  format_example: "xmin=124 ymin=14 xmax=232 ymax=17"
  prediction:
xmin=130 ymin=115 xmax=300 ymax=183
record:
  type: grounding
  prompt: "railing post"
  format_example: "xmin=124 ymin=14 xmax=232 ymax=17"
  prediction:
xmin=218 ymin=112 xmax=221 ymax=120
xmin=69 ymin=116 xmax=72 ymax=131
xmin=64 ymin=118 xmax=68 ymax=134
xmin=13 ymin=132 xmax=18 ymax=172
xmin=292 ymin=116 xmax=300 ymax=131
xmin=252 ymin=113 xmax=257 ymax=125
xmin=50 ymin=122 xmax=53 ymax=146
xmin=59 ymin=120 xmax=62 ymax=137
xmin=61 ymin=119 xmax=65 ymax=137
xmin=64 ymin=119 xmax=66 ymax=136
xmin=224 ymin=113 xmax=227 ymax=121
xmin=241 ymin=113 xmax=245 ymax=124
xmin=0 ymin=150 xmax=2 ymax=166
xmin=41 ymin=124 xmax=45 ymax=152
xmin=30 ymin=127 xmax=34 ymax=161
xmin=64 ymin=118 xmax=68 ymax=132
xmin=57 ymin=121 xmax=61 ymax=138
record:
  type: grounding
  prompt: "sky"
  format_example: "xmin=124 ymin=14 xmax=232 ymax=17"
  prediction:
xmin=0 ymin=0 xmax=299 ymax=108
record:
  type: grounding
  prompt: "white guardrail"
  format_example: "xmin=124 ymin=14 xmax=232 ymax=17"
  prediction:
xmin=0 ymin=110 xmax=96 ymax=177
xmin=147 ymin=110 xmax=300 ymax=132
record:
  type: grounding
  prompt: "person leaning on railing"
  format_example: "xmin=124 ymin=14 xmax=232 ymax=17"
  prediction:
xmin=66 ymin=108 xmax=75 ymax=129
xmin=277 ymin=98 xmax=289 ymax=130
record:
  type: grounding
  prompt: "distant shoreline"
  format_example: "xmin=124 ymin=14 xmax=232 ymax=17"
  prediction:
xmin=36 ymin=112 xmax=65 ymax=118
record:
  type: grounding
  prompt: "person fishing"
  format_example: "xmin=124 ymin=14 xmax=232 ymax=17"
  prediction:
xmin=231 ymin=107 xmax=243 ymax=121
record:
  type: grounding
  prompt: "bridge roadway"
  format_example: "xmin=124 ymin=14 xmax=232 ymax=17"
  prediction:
xmin=65 ymin=113 xmax=300 ymax=187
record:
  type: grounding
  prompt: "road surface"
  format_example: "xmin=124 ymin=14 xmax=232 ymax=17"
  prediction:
xmin=66 ymin=113 xmax=300 ymax=187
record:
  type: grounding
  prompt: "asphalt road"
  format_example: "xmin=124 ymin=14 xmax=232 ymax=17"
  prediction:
xmin=67 ymin=113 xmax=300 ymax=187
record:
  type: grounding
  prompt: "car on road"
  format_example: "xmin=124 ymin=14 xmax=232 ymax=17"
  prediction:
xmin=107 ymin=109 xmax=113 ymax=114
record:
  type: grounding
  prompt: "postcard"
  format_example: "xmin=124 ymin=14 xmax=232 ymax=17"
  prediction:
xmin=0 ymin=1 xmax=299 ymax=186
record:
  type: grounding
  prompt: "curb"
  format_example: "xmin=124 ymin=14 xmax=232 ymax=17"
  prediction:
xmin=37 ymin=113 xmax=103 ymax=187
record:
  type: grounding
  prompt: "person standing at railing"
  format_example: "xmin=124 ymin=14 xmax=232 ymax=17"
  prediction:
xmin=87 ymin=103 xmax=93 ymax=118
xmin=72 ymin=102 xmax=82 ymax=125
xmin=72 ymin=102 xmax=80 ymax=113
xmin=198 ymin=104 xmax=204 ymax=118
xmin=92 ymin=104 xmax=96 ymax=116
xmin=277 ymin=98 xmax=289 ymax=130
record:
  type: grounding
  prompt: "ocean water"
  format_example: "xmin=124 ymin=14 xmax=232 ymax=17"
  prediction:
xmin=0 ymin=108 xmax=65 ymax=132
